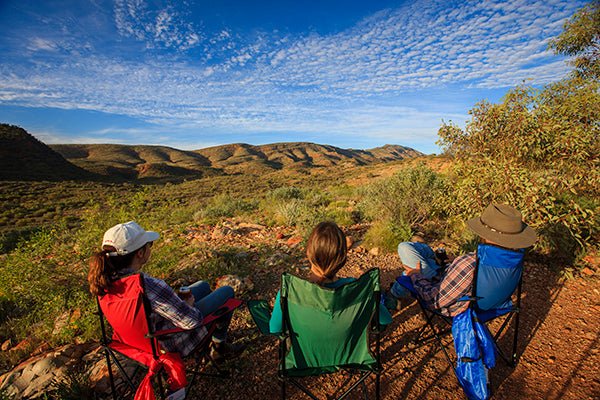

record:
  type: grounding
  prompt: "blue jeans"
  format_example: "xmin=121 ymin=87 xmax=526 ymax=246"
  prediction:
xmin=188 ymin=281 xmax=234 ymax=342
xmin=390 ymin=242 xmax=440 ymax=298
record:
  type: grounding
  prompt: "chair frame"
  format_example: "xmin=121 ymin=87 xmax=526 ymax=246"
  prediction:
xmin=278 ymin=269 xmax=382 ymax=400
xmin=407 ymin=245 xmax=525 ymax=370
xmin=96 ymin=274 xmax=239 ymax=399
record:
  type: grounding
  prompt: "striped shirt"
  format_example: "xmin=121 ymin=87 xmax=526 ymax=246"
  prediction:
xmin=410 ymin=253 xmax=476 ymax=317
xmin=144 ymin=275 xmax=208 ymax=357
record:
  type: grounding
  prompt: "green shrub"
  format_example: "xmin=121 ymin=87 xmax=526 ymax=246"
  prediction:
xmin=438 ymin=80 xmax=599 ymax=263
xmin=268 ymin=186 xmax=304 ymax=201
xmin=363 ymin=220 xmax=412 ymax=253
xmin=273 ymin=199 xmax=304 ymax=226
xmin=48 ymin=364 xmax=97 ymax=400
xmin=325 ymin=206 xmax=356 ymax=227
xmin=262 ymin=186 xmax=335 ymax=232
xmin=197 ymin=193 xmax=258 ymax=223
xmin=359 ymin=164 xmax=449 ymax=229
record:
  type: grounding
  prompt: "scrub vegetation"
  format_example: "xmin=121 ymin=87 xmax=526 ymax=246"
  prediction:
xmin=0 ymin=3 xmax=598 ymax=395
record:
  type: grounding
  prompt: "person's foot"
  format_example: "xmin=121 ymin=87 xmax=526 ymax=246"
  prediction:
xmin=209 ymin=341 xmax=246 ymax=362
xmin=383 ymin=290 xmax=400 ymax=312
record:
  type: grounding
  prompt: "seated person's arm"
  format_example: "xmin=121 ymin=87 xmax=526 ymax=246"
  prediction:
xmin=379 ymin=304 xmax=392 ymax=325
xmin=410 ymin=254 xmax=475 ymax=311
xmin=145 ymin=276 xmax=203 ymax=329
xmin=269 ymin=291 xmax=283 ymax=334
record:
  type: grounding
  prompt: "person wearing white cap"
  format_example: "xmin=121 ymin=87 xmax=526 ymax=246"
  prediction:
xmin=386 ymin=203 xmax=537 ymax=317
xmin=88 ymin=221 xmax=245 ymax=360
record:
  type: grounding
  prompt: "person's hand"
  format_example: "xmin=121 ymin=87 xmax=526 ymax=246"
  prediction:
xmin=185 ymin=294 xmax=195 ymax=307
xmin=403 ymin=261 xmax=422 ymax=276
xmin=446 ymin=251 xmax=456 ymax=263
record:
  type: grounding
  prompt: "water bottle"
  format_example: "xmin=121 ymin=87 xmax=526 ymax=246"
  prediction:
xmin=435 ymin=247 xmax=449 ymax=268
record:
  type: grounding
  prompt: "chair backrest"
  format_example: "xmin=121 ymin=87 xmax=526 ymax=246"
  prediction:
xmin=474 ymin=244 xmax=525 ymax=311
xmin=280 ymin=268 xmax=380 ymax=375
xmin=98 ymin=273 xmax=157 ymax=354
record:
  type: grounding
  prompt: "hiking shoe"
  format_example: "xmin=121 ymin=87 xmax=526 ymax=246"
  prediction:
xmin=382 ymin=290 xmax=400 ymax=312
xmin=209 ymin=341 xmax=246 ymax=362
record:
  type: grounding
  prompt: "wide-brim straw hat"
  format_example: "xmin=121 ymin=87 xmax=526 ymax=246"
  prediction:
xmin=466 ymin=203 xmax=537 ymax=249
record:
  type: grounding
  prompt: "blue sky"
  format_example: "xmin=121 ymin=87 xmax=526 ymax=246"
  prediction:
xmin=0 ymin=0 xmax=585 ymax=153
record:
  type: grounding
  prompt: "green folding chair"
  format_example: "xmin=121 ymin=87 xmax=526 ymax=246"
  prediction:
xmin=249 ymin=268 xmax=382 ymax=400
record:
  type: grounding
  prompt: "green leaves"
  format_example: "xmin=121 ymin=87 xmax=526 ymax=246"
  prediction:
xmin=437 ymin=76 xmax=599 ymax=264
xmin=549 ymin=0 xmax=600 ymax=80
xmin=436 ymin=0 xmax=600 ymax=262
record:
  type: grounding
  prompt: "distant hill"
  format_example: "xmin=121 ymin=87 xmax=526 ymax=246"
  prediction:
xmin=1 ymin=123 xmax=423 ymax=181
xmin=195 ymin=142 xmax=422 ymax=173
xmin=53 ymin=142 xmax=423 ymax=177
xmin=0 ymin=124 xmax=93 ymax=181
xmin=50 ymin=143 xmax=220 ymax=181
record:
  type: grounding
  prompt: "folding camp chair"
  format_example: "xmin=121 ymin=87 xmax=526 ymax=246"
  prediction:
xmin=96 ymin=273 xmax=243 ymax=400
xmin=249 ymin=268 xmax=382 ymax=400
xmin=397 ymin=243 xmax=526 ymax=382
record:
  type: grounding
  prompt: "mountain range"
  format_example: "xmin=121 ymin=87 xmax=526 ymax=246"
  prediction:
xmin=1 ymin=123 xmax=423 ymax=181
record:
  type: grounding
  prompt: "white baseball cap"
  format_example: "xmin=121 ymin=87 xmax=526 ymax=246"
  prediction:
xmin=102 ymin=221 xmax=160 ymax=256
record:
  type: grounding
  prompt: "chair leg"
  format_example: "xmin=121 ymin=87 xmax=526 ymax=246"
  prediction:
xmin=157 ymin=371 xmax=166 ymax=400
xmin=376 ymin=370 xmax=381 ymax=400
xmin=289 ymin=378 xmax=321 ymax=400
xmin=112 ymin=354 xmax=137 ymax=392
xmin=103 ymin=348 xmax=118 ymax=400
xmin=337 ymin=372 xmax=370 ymax=400
xmin=511 ymin=310 xmax=521 ymax=367
xmin=422 ymin=312 xmax=454 ymax=367
xmin=361 ymin=378 xmax=368 ymax=400
xmin=281 ymin=378 xmax=286 ymax=400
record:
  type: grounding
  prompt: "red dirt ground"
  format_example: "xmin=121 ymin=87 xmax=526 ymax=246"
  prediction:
xmin=188 ymin=224 xmax=600 ymax=400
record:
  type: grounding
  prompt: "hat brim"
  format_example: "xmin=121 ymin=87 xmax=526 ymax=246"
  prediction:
xmin=142 ymin=231 xmax=160 ymax=244
xmin=128 ymin=231 xmax=160 ymax=253
xmin=466 ymin=217 xmax=536 ymax=249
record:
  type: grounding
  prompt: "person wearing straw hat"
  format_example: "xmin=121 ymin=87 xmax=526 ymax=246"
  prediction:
xmin=386 ymin=203 xmax=536 ymax=317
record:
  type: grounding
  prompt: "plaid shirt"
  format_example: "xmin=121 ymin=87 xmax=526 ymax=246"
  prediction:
xmin=410 ymin=253 xmax=476 ymax=317
xmin=112 ymin=269 xmax=208 ymax=357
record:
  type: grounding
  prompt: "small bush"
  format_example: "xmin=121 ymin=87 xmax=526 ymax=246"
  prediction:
xmin=199 ymin=194 xmax=258 ymax=223
xmin=359 ymin=164 xmax=449 ymax=230
xmin=274 ymin=199 xmax=304 ymax=226
xmin=363 ymin=220 xmax=413 ymax=253
xmin=49 ymin=364 xmax=97 ymax=400
xmin=268 ymin=186 xmax=304 ymax=201
xmin=262 ymin=186 xmax=335 ymax=232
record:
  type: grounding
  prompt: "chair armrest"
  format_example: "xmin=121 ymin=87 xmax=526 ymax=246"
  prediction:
xmin=247 ymin=299 xmax=274 ymax=335
xmin=455 ymin=296 xmax=482 ymax=303
xmin=203 ymin=298 xmax=244 ymax=325
xmin=147 ymin=327 xmax=188 ymax=338
xmin=146 ymin=298 xmax=244 ymax=339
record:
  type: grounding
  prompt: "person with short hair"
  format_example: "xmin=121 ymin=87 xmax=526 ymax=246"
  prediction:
xmin=387 ymin=203 xmax=537 ymax=317
xmin=88 ymin=221 xmax=244 ymax=360
xmin=269 ymin=221 xmax=392 ymax=333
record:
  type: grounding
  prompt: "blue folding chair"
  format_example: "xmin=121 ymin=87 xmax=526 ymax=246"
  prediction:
xmin=471 ymin=243 xmax=525 ymax=367
xmin=397 ymin=243 xmax=526 ymax=395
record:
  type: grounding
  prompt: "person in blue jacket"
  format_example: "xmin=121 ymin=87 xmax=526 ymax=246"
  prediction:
xmin=269 ymin=221 xmax=392 ymax=333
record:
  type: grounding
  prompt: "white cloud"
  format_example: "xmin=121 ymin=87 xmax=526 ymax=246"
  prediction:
xmin=113 ymin=0 xmax=202 ymax=51
xmin=26 ymin=38 xmax=59 ymax=52
xmin=0 ymin=0 xmax=586 ymax=151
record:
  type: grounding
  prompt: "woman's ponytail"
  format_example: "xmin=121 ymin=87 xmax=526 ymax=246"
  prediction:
xmin=88 ymin=246 xmax=140 ymax=296
xmin=88 ymin=250 xmax=111 ymax=296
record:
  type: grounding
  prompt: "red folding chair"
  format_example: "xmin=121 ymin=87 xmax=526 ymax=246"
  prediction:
xmin=96 ymin=273 xmax=242 ymax=400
